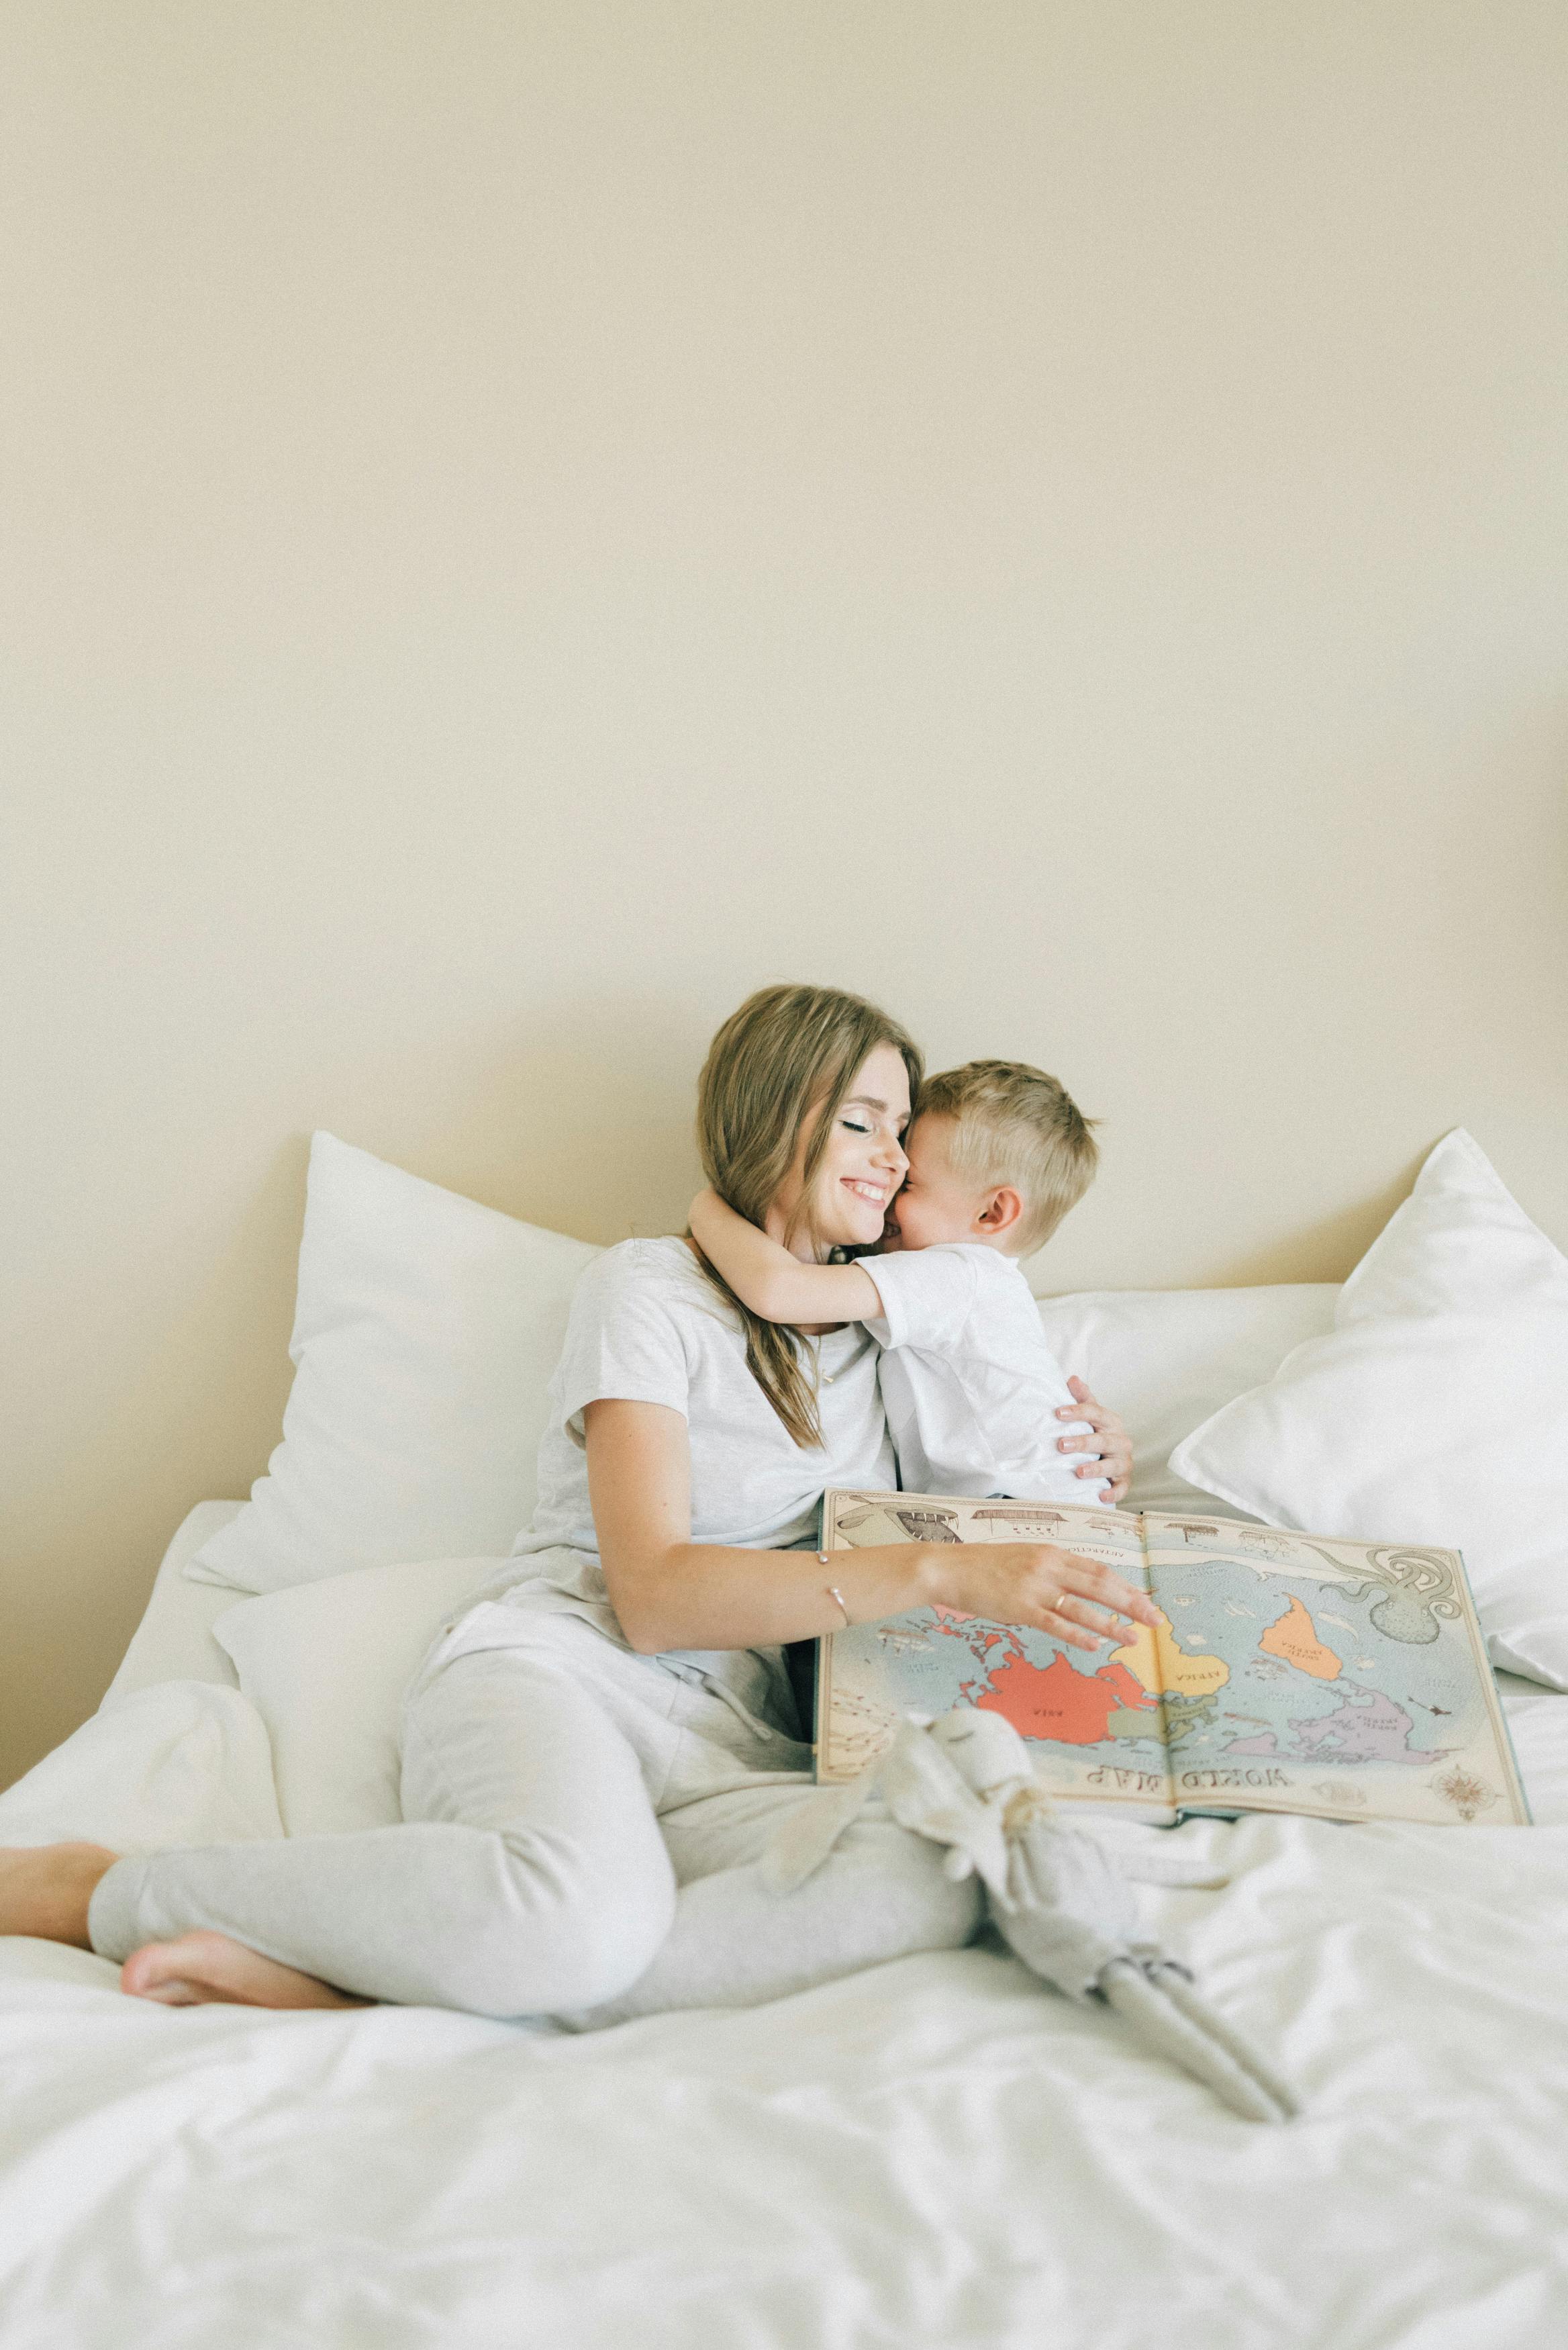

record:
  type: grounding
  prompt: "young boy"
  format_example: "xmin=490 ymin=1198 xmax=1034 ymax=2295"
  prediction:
xmin=689 ymin=1059 xmax=1109 ymax=1505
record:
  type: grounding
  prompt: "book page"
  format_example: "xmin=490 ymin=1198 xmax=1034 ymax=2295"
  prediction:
xmin=1142 ymin=1515 xmax=1529 ymax=1825
xmin=816 ymin=1490 xmax=1175 ymax=1812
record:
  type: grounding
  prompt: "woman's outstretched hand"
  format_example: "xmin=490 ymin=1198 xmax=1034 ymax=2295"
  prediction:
xmin=924 ymin=1542 xmax=1161 ymax=1656
xmin=1058 ymin=1377 xmax=1132 ymax=1504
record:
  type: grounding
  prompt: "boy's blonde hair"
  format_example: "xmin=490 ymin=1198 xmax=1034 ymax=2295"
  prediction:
xmin=916 ymin=1060 xmax=1098 ymax=1254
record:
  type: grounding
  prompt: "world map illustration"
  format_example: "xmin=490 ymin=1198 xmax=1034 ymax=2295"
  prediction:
xmin=816 ymin=1494 xmax=1514 ymax=1820
xmin=913 ymin=1566 xmax=1469 ymax=1775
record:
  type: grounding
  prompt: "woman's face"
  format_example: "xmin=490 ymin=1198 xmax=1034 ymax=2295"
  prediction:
xmin=767 ymin=1042 xmax=912 ymax=1258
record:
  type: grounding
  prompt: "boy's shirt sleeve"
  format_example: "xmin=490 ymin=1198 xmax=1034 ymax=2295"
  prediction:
xmin=860 ymin=1244 xmax=983 ymax=1354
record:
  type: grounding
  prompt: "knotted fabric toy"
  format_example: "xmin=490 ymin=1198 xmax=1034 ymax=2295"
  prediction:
xmin=767 ymin=1706 xmax=1300 ymax=2125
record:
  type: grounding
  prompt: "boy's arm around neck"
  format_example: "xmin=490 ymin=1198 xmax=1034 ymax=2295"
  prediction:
xmin=687 ymin=1188 xmax=885 ymax=1324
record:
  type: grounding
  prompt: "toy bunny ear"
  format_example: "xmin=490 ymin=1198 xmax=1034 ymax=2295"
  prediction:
xmin=1099 ymin=1961 xmax=1301 ymax=2126
xmin=995 ymin=1820 xmax=1301 ymax=2125
xmin=881 ymin=1705 xmax=1303 ymax=2125
xmin=758 ymin=1772 xmax=880 ymax=1895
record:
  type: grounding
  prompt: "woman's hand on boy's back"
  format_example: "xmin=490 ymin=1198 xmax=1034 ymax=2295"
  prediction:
xmin=1057 ymin=1378 xmax=1132 ymax=1504
xmin=919 ymin=1540 xmax=1160 ymax=1656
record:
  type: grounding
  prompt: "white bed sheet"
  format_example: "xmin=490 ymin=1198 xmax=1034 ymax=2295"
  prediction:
xmin=4 ymin=1515 xmax=1568 ymax=2347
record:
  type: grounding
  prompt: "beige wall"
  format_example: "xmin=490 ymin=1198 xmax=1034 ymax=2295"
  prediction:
xmin=4 ymin=1 xmax=1567 ymax=1787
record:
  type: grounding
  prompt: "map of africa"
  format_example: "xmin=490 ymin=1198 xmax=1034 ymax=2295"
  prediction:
xmin=817 ymin=1491 xmax=1524 ymax=1824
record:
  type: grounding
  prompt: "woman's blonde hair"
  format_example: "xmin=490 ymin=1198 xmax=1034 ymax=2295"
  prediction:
xmin=694 ymin=983 xmax=923 ymax=1448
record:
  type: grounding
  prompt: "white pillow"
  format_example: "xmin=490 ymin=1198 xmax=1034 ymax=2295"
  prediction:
xmin=1171 ymin=1130 xmax=1568 ymax=1686
xmin=1036 ymin=1283 xmax=1339 ymax=1517
xmin=0 ymin=1681 xmax=284 ymax=1852
xmin=189 ymin=1133 xmax=601 ymax=1595
xmin=213 ymin=1557 xmax=503 ymax=1834
xmin=182 ymin=1123 xmax=1342 ymax=1601
xmin=103 ymin=1500 xmax=246 ymax=1701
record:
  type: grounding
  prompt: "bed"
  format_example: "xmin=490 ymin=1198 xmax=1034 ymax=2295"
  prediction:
xmin=4 ymin=1133 xmax=1567 ymax=2348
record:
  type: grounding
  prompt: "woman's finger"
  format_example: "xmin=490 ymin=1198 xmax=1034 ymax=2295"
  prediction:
xmin=1069 ymin=1430 xmax=1131 ymax=1464
xmin=1036 ymin=1610 xmax=1105 ymax=1654
xmin=1057 ymin=1574 xmax=1138 ymax=1615
xmin=1060 ymin=1382 xmax=1133 ymax=1465
xmin=1012 ymin=1584 xmax=1132 ymax=1650
xmin=1055 ymin=1586 xmax=1129 ymax=1624
xmin=1057 ymin=1556 xmax=1161 ymax=1625
xmin=1052 ymin=1594 xmax=1125 ymax=1640
xmin=1057 ymin=1400 xmax=1110 ymax=1429
xmin=1057 ymin=1415 xmax=1131 ymax=1453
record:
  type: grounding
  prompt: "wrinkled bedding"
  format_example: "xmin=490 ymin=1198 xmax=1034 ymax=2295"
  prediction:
xmin=2 ymin=1664 xmax=1567 ymax=2347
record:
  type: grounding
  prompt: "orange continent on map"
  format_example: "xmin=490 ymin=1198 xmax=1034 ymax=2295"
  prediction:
xmin=1259 ymin=1593 xmax=1342 ymax=1681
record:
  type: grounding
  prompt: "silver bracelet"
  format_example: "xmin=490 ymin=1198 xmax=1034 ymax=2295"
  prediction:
xmin=818 ymin=1553 xmax=851 ymax=1626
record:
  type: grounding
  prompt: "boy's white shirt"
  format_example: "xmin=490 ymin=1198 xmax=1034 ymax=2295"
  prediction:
xmin=862 ymin=1242 xmax=1110 ymax=1505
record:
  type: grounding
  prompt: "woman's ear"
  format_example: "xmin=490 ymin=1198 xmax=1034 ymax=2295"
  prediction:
xmin=975 ymin=1186 xmax=1025 ymax=1239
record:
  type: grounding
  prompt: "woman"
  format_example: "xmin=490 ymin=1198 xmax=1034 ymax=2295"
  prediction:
xmin=0 ymin=984 xmax=1154 ymax=2018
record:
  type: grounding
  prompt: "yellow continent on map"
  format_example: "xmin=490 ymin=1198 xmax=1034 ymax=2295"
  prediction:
xmin=1110 ymin=1608 xmax=1230 ymax=1700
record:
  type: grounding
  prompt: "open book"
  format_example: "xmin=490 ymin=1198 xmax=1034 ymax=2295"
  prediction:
xmin=814 ymin=1489 xmax=1529 ymax=1825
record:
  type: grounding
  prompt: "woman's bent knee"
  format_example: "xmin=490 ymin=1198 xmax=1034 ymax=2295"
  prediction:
xmin=422 ymin=1828 xmax=677 ymax=2018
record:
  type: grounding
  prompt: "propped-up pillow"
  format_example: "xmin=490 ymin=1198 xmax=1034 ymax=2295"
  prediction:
xmin=0 ymin=1682 xmax=284 ymax=1852
xmin=189 ymin=1133 xmax=601 ymax=1595
xmin=1036 ymin=1284 xmax=1339 ymax=1517
xmin=1172 ymin=1131 xmax=1568 ymax=1687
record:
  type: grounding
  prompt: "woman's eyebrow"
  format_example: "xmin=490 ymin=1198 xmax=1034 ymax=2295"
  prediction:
xmin=843 ymin=1094 xmax=910 ymax=1133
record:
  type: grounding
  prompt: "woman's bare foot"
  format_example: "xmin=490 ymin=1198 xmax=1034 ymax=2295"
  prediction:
xmin=0 ymin=1843 xmax=119 ymax=1946
xmin=121 ymin=1930 xmax=373 ymax=2010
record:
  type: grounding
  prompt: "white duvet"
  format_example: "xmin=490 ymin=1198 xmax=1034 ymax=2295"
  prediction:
xmin=4 ymin=1676 xmax=1568 ymax=2349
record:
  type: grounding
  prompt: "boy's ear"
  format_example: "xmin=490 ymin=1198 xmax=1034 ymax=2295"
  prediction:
xmin=975 ymin=1186 xmax=1025 ymax=1240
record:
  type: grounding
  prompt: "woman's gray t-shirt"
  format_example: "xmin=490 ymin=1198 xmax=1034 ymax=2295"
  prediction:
xmin=485 ymin=1236 xmax=897 ymax=1655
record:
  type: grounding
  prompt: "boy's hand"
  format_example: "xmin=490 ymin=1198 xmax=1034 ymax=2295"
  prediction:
xmin=1057 ymin=1378 xmax=1132 ymax=1504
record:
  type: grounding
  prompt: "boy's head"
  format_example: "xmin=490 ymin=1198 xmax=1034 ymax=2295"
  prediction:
xmin=885 ymin=1060 xmax=1098 ymax=1259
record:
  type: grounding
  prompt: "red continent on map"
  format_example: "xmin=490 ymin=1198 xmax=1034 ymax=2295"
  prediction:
xmin=975 ymin=1649 xmax=1157 ymax=1744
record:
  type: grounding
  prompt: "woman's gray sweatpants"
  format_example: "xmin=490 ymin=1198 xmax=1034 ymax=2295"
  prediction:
xmin=87 ymin=1605 xmax=981 ymax=2018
